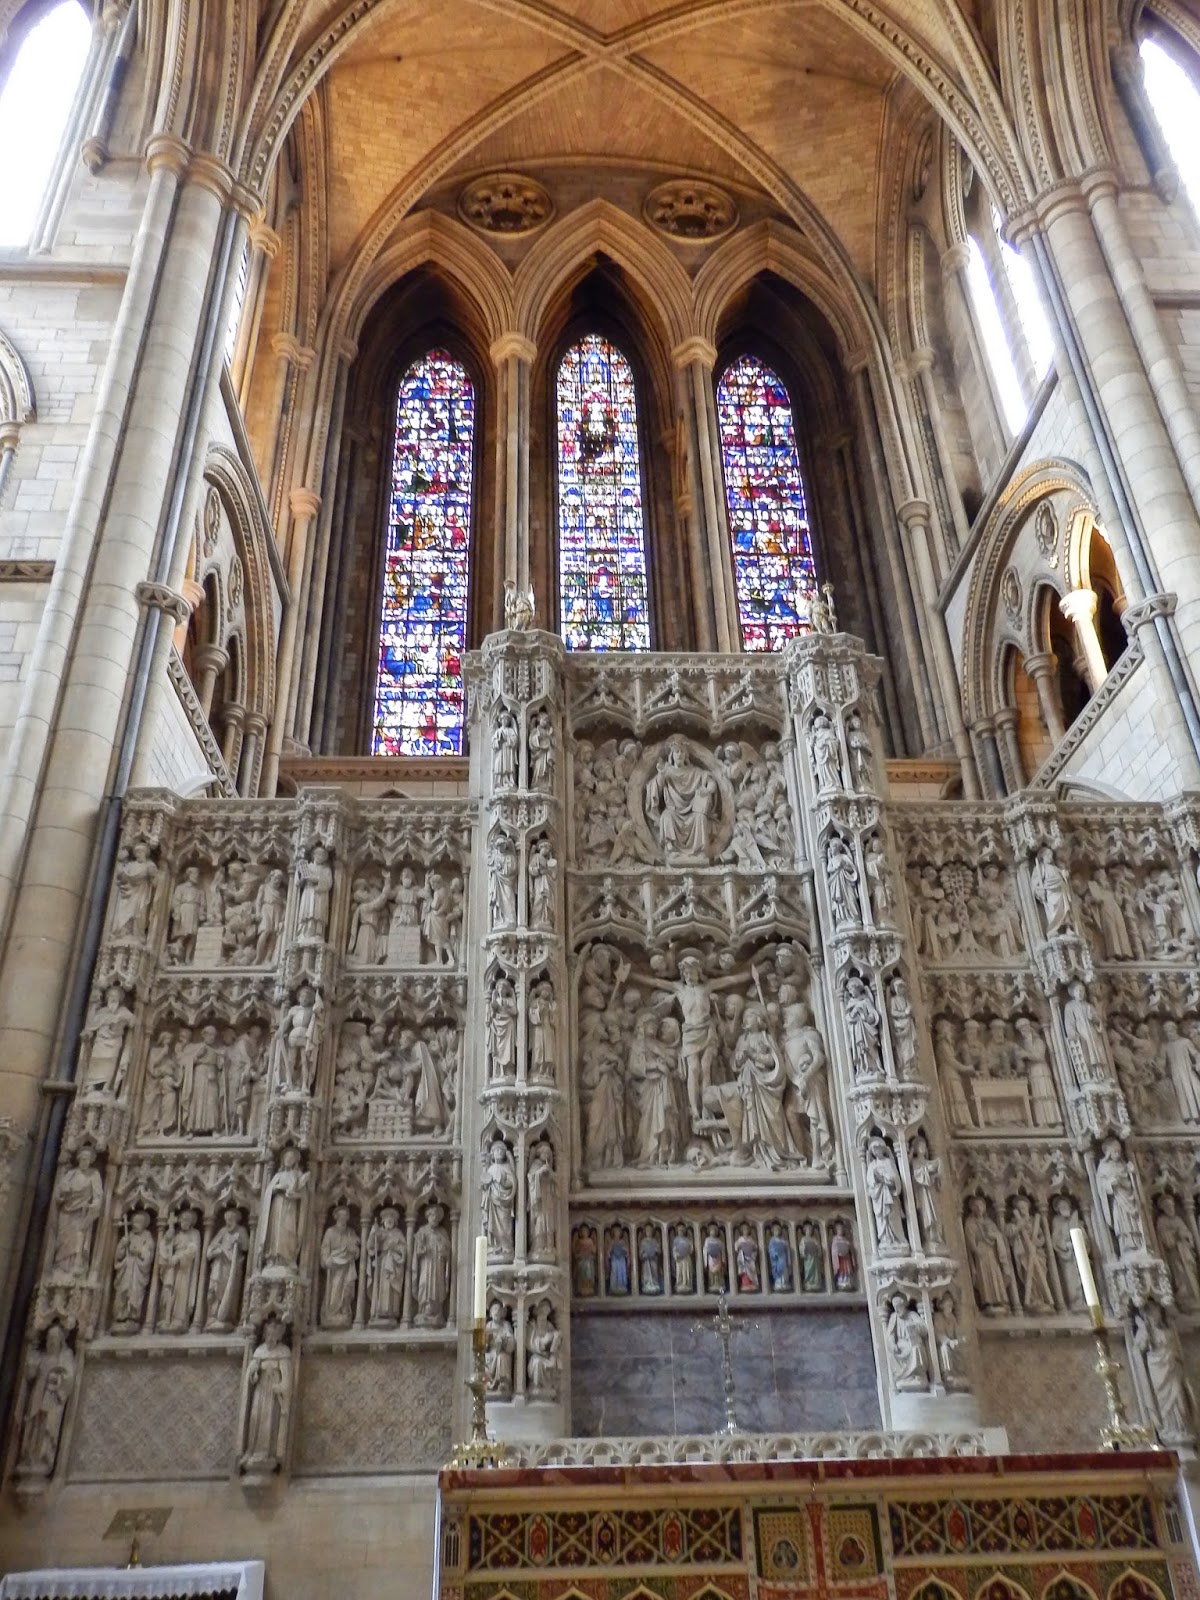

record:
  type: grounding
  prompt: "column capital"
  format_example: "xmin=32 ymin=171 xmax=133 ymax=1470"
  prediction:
xmin=193 ymin=642 xmax=229 ymax=674
xmin=289 ymin=486 xmax=321 ymax=523
xmin=135 ymin=581 xmax=192 ymax=627
xmin=1058 ymin=587 xmax=1099 ymax=626
xmin=271 ymin=332 xmax=316 ymax=370
xmin=896 ymin=498 xmax=932 ymax=532
xmin=489 ymin=332 xmax=537 ymax=367
xmin=940 ymin=242 xmax=971 ymax=274
xmin=219 ymin=701 xmax=246 ymax=733
xmin=671 ymin=335 xmax=718 ymax=372
xmin=242 ymin=710 xmax=269 ymax=739
xmin=993 ymin=705 xmax=1018 ymax=732
xmin=249 ymin=221 xmax=282 ymax=259
xmin=1123 ymin=590 xmax=1177 ymax=635
xmin=144 ymin=133 xmax=191 ymax=180
xmin=1022 ymin=650 xmax=1058 ymax=681
xmin=187 ymin=153 xmax=236 ymax=205
xmin=906 ymin=346 xmax=936 ymax=377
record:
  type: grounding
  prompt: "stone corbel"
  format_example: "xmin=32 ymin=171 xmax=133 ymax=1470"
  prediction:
xmin=135 ymin=581 xmax=193 ymax=629
xmin=1122 ymin=590 xmax=1177 ymax=637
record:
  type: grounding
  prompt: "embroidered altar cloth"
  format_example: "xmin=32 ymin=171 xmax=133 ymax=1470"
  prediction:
xmin=0 ymin=1562 xmax=264 ymax=1600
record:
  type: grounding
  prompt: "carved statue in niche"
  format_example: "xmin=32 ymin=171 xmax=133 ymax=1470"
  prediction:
xmin=972 ymin=864 xmax=1022 ymax=957
xmin=1135 ymin=1301 xmax=1194 ymax=1439
xmin=488 ymin=835 xmax=517 ymax=930
xmin=526 ymin=1300 xmax=561 ymax=1399
xmin=254 ymin=869 xmax=288 ymax=966
xmin=420 ymin=871 xmax=458 ymax=966
xmin=1081 ymin=869 xmax=1134 ymax=960
xmin=1031 ymin=846 xmax=1072 ymax=937
xmin=492 ymin=706 xmax=518 ymax=791
xmin=864 ymin=1136 xmax=906 ymax=1251
xmin=1156 ymin=1194 xmax=1200 ymax=1309
xmin=644 ymin=735 xmax=721 ymax=864
xmin=367 ymin=1207 xmax=406 ymax=1326
xmin=702 ymin=1223 xmax=728 ymax=1291
xmin=528 ymin=838 xmax=556 ymax=930
xmin=777 ymin=986 xmax=834 ymax=1166
xmin=529 ymin=711 xmax=554 ymax=789
xmin=348 ymin=874 xmax=392 ymax=965
xmin=605 ymin=1226 xmax=631 ymax=1293
xmin=842 ymin=974 xmax=883 ymax=1082
xmin=319 ymin=1204 xmax=360 ymax=1329
xmin=1014 ymin=1017 xmax=1062 ymax=1126
xmin=219 ymin=863 xmax=273 ymax=964
xmin=887 ymin=976 xmax=919 ymax=1080
xmin=111 ymin=1210 xmax=155 ymax=1331
xmin=1112 ymin=1017 xmax=1174 ymax=1125
xmin=526 ymin=1139 xmax=556 ymax=1261
xmin=206 ymin=1206 xmax=249 ymax=1331
xmin=487 ymin=978 xmax=518 ymax=1082
xmin=1139 ymin=870 xmax=1193 ymax=959
xmin=825 ymin=833 xmax=860 ymax=927
xmin=845 ymin=714 xmax=873 ymax=791
xmin=572 ymin=1225 xmax=598 ymax=1296
xmin=332 ymin=1017 xmax=458 ymax=1141
xmin=803 ymin=1221 xmax=825 ymax=1289
xmin=964 ymin=1195 xmax=1015 ymax=1314
xmin=412 ymin=1203 xmax=451 ymax=1327
xmin=1050 ymin=1196 xmax=1088 ymax=1310
xmin=1063 ymin=981 xmax=1109 ymax=1087
xmin=809 ymin=712 xmax=842 ymax=794
xmin=17 ymin=1325 xmax=75 ymax=1477
xmin=716 ymin=740 xmax=793 ymax=868
xmin=157 ymin=1208 xmax=201 ymax=1331
xmin=864 ymin=834 xmax=892 ymax=923
xmin=640 ymin=950 xmax=726 ymax=1132
xmin=638 ymin=1224 xmax=663 ymax=1293
xmin=932 ymin=1293 xmax=968 ymax=1388
xmin=229 ymin=1023 xmax=268 ymax=1136
xmin=934 ymin=1019 xmax=974 ymax=1129
xmin=1163 ymin=1021 xmax=1200 ymax=1124
xmin=47 ymin=1145 xmax=103 ymax=1280
xmin=767 ymin=1224 xmax=793 ymax=1290
xmin=830 ymin=1220 xmax=857 ymax=1290
xmin=184 ymin=1024 xmax=226 ymax=1133
xmin=528 ymin=980 xmax=557 ymax=1081
xmin=1006 ymin=1195 xmax=1055 ymax=1313
xmin=390 ymin=867 xmax=421 ymax=952
xmin=110 ymin=843 xmax=157 ymax=942
xmin=484 ymin=1300 xmax=515 ymax=1397
xmin=671 ymin=1223 xmax=695 ymax=1292
xmin=734 ymin=1224 xmax=761 ymax=1291
xmin=241 ymin=1318 xmax=291 ymax=1473
xmin=275 ymin=985 xmax=322 ymax=1095
xmin=909 ymin=1134 xmax=944 ymax=1250
xmin=884 ymin=1293 xmax=929 ymax=1390
xmin=141 ymin=1028 xmax=181 ymax=1137
xmin=481 ymin=1138 xmax=516 ymax=1257
xmin=168 ymin=865 xmax=205 ymax=962
xmin=261 ymin=1147 xmax=309 ymax=1271
xmin=79 ymin=985 xmax=134 ymax=1098
xmin=1096 ymin=1137 xmax=1147 ymax=1256
xmin=295 ymin=846 xmax=333 ymax=947
xmin=730 ymin=1002 xmax=794 ymax=1165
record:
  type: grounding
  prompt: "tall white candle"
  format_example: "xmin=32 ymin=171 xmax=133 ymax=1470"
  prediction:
xmin=473 ymin=1235 xmax=488 ymax=1323
xmin=1069 ymin=1226 xmax=1101 ymax=1309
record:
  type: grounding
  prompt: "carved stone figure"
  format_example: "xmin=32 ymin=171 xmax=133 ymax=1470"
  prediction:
xmin=973 ymin=864 xmax=1021 ymax=956
xmin=492 ymin=706 xmax=519 ymax=790
xmin=606 ymin=1226 xmax=631 ymax=1293
xmin=348 ymin=874 xmax=391 ymax=965
xmin=1013 ymin=1017 xmax=1061 ymax=1126
xmin=884 ymin=1293 xmax=929 ymax=1390
xmin=111 ymin=1211 xmax=155 ymax=1331
xmin=526 ymin=1299 xmax=561 ymax=1399
xmin=843 ymin=974 xmax=883 ymax=1081
xmin=825 ymin=833 xmax=860 ymax=926
xmin=1135 ymin=1301 xmax=1193 ymax=1439
xmin=367 ymin=1207 xmax=406 ymax=1326
xmin=778 ymin=986 xmax=834 ymax=1166
xmin=865 ymin=1136 xmax=905 ymax=1250
xmin=275 ymin=985 xmax=322 ymax=1095
xmin=412 ymin=1203 xmax=451 ymax=1327
xmin=420 ymin=871 xmax=456 ymax=965
xmin=934 ymin=1018 xmax=974 ymax=1129
xmin=1006 ymin=1196 xmax=1055 ymax=1313
xmin=1163 ymin=1021 xmax=1200 ymax=1124
xmin=1063 ymin=981 xmax=1108 ymax=1087
xmin=1083 ymin=869 xmax=1134 ymax=960
xmin=319 ymin=1204 xmax=360 ymax=1329
xmin=47 ymin=1146 xmax=103 ymax=1280
xmin=79 ymin=985 xmax=134 ymax=1098
xmin=110 ymin=843 xmax=157 ymax=942
xmin=528 ymin=838 xmax=556 ymax=930
xmin=168 ymin=866 xmax=205 ymax=961
xmin=965 ymin=1195 xmax=1015 ymax=1314
xmin=644 ymin=736 xmax=719 ymax=863
xmin=526 ymin=1139 xmax=556 ymax=1260
xmin=933 ymin=1293 xmax=968 ymax=1388
xmin=143 ymin=1029 xmax=183 ymax=1136
xmin=481 ymin=1139 xmax=516 ymax=1257
xmin=572 ymin=1225 xmax=598 ymax=1297
xmin=702 ymin=1223 xmax=727 ymax=1292
xmin=671 ymin=1224 xmax=695 ymax=1293
xmin=887 ymin=975 xmax=919 ymax=1079
xmin=295 ymin=845 xmax=334 ymax=946
xmin=254 ymin=869 xmax=288 ymax=966
xmin=157 ymin=1209 xmax=201 ymax=1331
xmin=489 ymin=834 xmax=517 ymax=929
xmin=229 ymin=1024 xmax=267 ymax=1137
xmin=809 ymin=712 xmax=842 ymax=793
xmin=846 ymin=714 xmax=873 ymax=790
xmin=830 ymin=1221 xmax=857 ymax=1290
xmin=17 ymin=1325 xmax=75 ymax=1477
xmin=641 ymin=952 xmax=731 ymax=1129
xmin=261 ymin=1147 xmax=309 ymax=1271
xmin=1031 ymin=846 xmax=1071 ymax=936
xmin=184 ymin=1023 xmax=226 ymax=1133
xmin=864 ymin=834 xmax=892 ymax=922
xmin=638 ymin=1225 xmax=663 ymax=1293
xmin=909 ymin=1134 xmax=944 ymax=1249
xmin=484 ymin=1300 xmax=515 ymax=1397
xmin=767 ymin=1224 xmax=793 ymax=1291
xmin=1096 ymin=1137 xmax=1147 ymax=1256
xmin=529 ymin=711 xmax=555 ymax=789
xmin=487 ymin=978 xmax=517 ymax=1082
xmin=528 ymin=980 xmax=558 ymax=1080
xmin=1050 ymin=1197 xmax=1088 ymax=1311
xmin=734 ymin=1223 xmax=761 ymax=1291
xmin=205 ymin=1207 xmax=249 ymax=1331
xmin=734 ymin=1002 xmax=796 ymax=1166
xmin=241 ymin=1319 xmax=291 ymax=1473
xmin=1154 ymin=1195 xmax=1200 ymax=1310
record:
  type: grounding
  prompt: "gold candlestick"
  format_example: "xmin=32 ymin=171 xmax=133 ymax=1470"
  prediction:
xmin=1089 ymin=1304 xmax=1155 ymax=1452
xmin=446 ymin=1320 xmax=510 ymax=1469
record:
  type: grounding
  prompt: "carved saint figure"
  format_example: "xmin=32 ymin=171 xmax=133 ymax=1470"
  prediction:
xmin=319 ymin=1204 xmax=360 ymax=1329
xmin=275 ymin=985 xmax=322 ymax=1095
xmin=843 ymin=974 xmax=883 ymax=1081
xmin=702 ymin=1223 xmax=728 ymax=1292
xmin=606 ymin=1227 xmax=631 ymax=1294
xmin=934 ymin=1018 xmax=974 ymax=1129
xmin=641 ymin=952 xmax=735 ymax=1129
xmin=484 ymin=1300 xmax=515 ymax=1397
xmin=529 ymin=711 xmax=554 ymax=789
xmin=17 ymin=1325 xmax=75 ymax=1477
xmin=735 ymin=1002 xmax=795 ymax=1166
xmin=933 ymin=1293 xmax=968 ymax=1388
xmin=672 ymin=1224 xmax=696 ymax=1293
xmin=420 ymin=871 xmax=456 ymax=965
xmin=169 ymin=865 xmax=205 ymax=961
xmin=413 ymin=1203 xmax=451 ymax=1327
xmin=487 ymin=979 xmax=517 ymax=1082
xmin=367 ymin=1207 xmax=406 ymax=1326
xmin=206 ymin=1207 xmax=249 ymax=1331
xmin=909 ymin=1133 xmax=944 ymax=1249
xmin=184 ymin=1023 xmax=226 ymax=1133
xmin=110 ymin=843 xmax=157 ymax=942
xmin=241 ymin=1319 xmax=291 ymax=1473
xmin=825 ymin=833 xmax=860 ymax=926
xmin=572 ymin=1226 xmax=598 ymax=1297
xmin=254 ymin=869 xmax=288 ymax=965
xmin=1063 ymin=980 xmax=1108 ymax=1086
xmin=528 ymin=980 xmax=557 ymax=1080
xmin=295 ymin=845 xmax=333 ymax=946
xmin=1135 ymin=1301 xmax=1193 ymax=1439
xmin=492 ymin=706 xmax=519 ymax=790
xmin=1006 ymin=1195 xmax=1054 ymax=1313
xmin=1050 ymin=1196 xmax=1088 ymax=1310
xmin=1031 ymin=845 xmax=1071 ymax=936
xmin=488 ymin=835 xmax=517 ymax=929
xmin=1157 ymin=1195 xmax=1200 ymax=1310
xmin=348 ymin=874 xmax=391 ymax=965
xmin=887 ymin=975 xmax=919 ymax=1079
xmin=261 ymin=1147 xmax=309 ymax=1270
xmin=80 ymin=985 xmax=135 ymax=1099
xmin=143 ymin=1028 xmax=183 ymax=1136
xmin=767 ymin=1224 xmax=793 ymax=1291
xmin=1163 ymin=1020 xmax=1200 ymax=1124
xmin=864 ymin=834 xmax=892 ymax=923
xmin=809 ymin=712 xmax=842 ymax=793
xmin=526 ymin=1300 xmax=561 ymax=1399
xmin=157 ymin=1208 xmax=201 ymax=1332
xmin=864 ymin=1136 xmax=905 ymax=1249
xmin=845 ymin=714 xmax=873 ymax=790
xmin=885 ymin=1293 xmax=929 ymax=1390
xmin=111 ymin=1211 xmax=155 ymax=1331
xmin=526 ymin=1140 xmax=556 ymax=1260
xmin=830 ymin=1221 xmax=857 ymax=1290
xmin=1096 ymin=1137 xmax=1146 ymax=1256
xmin=644 ymin=736 xmax=718 ymax=862
xmin=481 ymin=1139 xmax=516 ymax=1256
xmin=1014 ymin=1016 xmax=1060 ymax=1126
xmin=778 ymin=987 xmax=834 ymax=1166
xmin=1084 ymin=870 xmax=1134 ymax=960
xmin=964 ymin=1195 xmax=1014 ymax=1313
xmin=48 ymin=1146 xmax=103 ymax=1280
xmin=638 ymin=1225 xmax=663 ymax=1293
xmin=734 ymin=1224 xmax=761 ymax=1292
xmin=528 ymin=838 xmax=556 ymax=930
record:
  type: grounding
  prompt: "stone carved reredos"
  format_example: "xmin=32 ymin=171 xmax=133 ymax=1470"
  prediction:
xmin=627 ymin=734 xmax=734 ymax=866
xmin=457 ymin=171 xmax=554 ymax=235
xmin=642 ymin=178 xmax=738 ymax=242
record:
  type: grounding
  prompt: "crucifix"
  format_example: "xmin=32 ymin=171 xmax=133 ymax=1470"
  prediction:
xmin=703 ymin=1290 xmax=747 ymax=1436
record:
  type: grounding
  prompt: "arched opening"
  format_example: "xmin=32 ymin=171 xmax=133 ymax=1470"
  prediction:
xmin=1141 ymin=33 xmax=1200 ymax=221
xmin=1087 ymin=531 xmax=1128 ymax=673
xmin=1046 ymin=597 xmax=1091 ymax=726
xmin=0 ymin=0 xmax=90 ymax=247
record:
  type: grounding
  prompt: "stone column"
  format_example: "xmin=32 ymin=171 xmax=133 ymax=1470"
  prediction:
xmin=940 ymin=242 xmax=1007 ymax=463
xmin=1058 ymin=588 xmax=1108 ymax=692
xmin=490 ymin=334 xmax=536 ymax=606
xmin=230 ymin=222 xmax=280 ymax=404
xmin=993 ymin=706 xmax=1024 ymax=792
xmin=192 ymin=643 xmax=229 ymax=722
xmin=1022 ymin=652 xmax=1067 ymax=745
xmin=237 ymin=712 xmax=268 ymax=798
xmin=671 ymin=336 xmax=740 ymax=652
xmin=907 ymin=348 xmax=972 ymax=551
xmin=464 ymin=629 xmax=570 ymax=1441
xmin=786 ymin=627 xmax=983 ymax=1430
xmin=261 ymin=485 xmax=321 ymax=794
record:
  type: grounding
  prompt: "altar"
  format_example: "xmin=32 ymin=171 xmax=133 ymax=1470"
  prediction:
xmin=436 ymin=1452 xmax=1195 ymax=1600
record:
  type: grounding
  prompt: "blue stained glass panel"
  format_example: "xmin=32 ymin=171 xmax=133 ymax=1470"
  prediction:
xmin=372 ymin=349 xmax=474 ymax=755
xmin=717 ymin=354 xmax=817 ymax=651
xmin=556 ymin=333 xmax=651 ymax=651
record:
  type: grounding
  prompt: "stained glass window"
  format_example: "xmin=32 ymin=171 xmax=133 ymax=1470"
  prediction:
xmin=556 ymin=333 xmax=651 ymax=651
xmin=372 ymin=349 xmax=474 ymax=755
xmin=717 ymin=355 xmax=817 ymax=651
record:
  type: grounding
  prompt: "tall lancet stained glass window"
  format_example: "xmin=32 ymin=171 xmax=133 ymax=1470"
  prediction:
xmin=372 ymin=349 xmax=474 ymax=755
xmin=556 ymin=334 xmax=651 ymax=650
xmin=717 ymin=355 xmax=817 ymax=650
